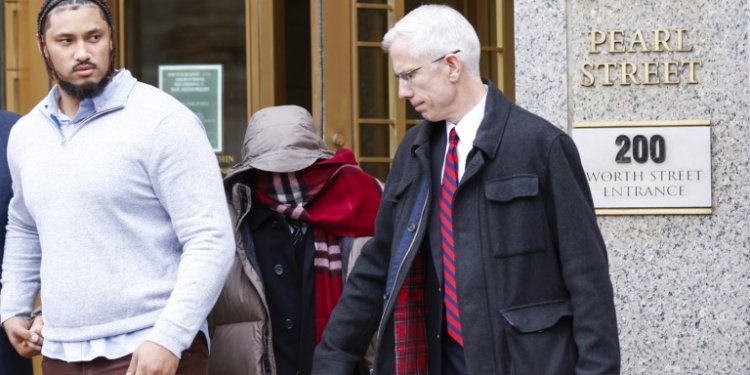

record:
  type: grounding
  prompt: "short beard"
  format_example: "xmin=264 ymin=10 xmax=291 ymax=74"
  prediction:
xmin=58 ymin=77 xmax=111 ymax=101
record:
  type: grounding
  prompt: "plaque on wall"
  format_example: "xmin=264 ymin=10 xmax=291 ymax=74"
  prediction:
xmin=158 ymin=64 xmax=224 ymax=152
xmin=571 ymin=120 xmax=712 ymax=215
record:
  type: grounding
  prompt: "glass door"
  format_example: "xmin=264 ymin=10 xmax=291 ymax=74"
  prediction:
xmin=123 ymin=0 xmax=247 ymax=174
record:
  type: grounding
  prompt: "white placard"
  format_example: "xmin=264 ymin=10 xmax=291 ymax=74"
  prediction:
xmin=571 ymin=121 xmax=711 ymax=213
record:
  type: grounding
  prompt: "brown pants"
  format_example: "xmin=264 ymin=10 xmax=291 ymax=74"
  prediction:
xmin=41 ymin=334 xmax=208 ymax=375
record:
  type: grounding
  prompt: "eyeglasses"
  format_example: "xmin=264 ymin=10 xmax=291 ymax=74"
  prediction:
xmin=394 ymin=49 xmax=461 ymax=83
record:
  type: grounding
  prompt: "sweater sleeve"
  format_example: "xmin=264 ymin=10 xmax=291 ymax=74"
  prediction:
xmin=143 ymin=110 xmax=234 ymax=357
xmin=0 ymin=127 xmax=42 ymax=324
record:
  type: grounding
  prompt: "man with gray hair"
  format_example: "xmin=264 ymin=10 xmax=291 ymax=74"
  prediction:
xmin=0 ymin=1 xmax=234 ymax=374
xmin=313 ymin=4 xmax=620 ymax=374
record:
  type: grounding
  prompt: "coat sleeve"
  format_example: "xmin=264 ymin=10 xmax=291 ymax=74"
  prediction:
xmin=545 ymin=134 xmax=621 ymax=374
xmin=312 ymin=226 xmax=390 ymax=373
xmin=312 ymin=138 xmax=412 ymax=374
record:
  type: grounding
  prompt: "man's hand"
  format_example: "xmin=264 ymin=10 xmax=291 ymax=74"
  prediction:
xmin=26 ymin=314 xmax=44 ymax=353
xmin=2 ymin=316 xmax=43 ymax=358
xmin=126 ymin=341 xmax=179 ymax=375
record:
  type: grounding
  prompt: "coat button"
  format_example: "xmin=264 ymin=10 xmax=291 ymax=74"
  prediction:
xmin=274 ymin=264 xmax=284 ymax=276
xmin=407 ymin=224 xmax=416 ymax=232
xmin=285 ymin=318 xmax=294 ymax=330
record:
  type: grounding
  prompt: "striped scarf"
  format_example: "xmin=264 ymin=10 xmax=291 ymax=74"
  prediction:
xmin=251 ymin=148 xmax=382 ymax=341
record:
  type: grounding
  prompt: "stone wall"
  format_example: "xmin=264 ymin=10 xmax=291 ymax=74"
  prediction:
xmin=514 ymin=1 xmax=750 ymax=373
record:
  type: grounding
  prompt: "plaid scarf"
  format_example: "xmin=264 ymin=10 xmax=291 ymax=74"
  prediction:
xmin=252 ymin=148 xmax=381 ymax=342
xmin=394 ymin=252 xmax=428 ymax=374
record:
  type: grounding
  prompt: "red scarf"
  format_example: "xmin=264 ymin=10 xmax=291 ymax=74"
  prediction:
xmin=252 ymin=148 xmax=381 ymax=341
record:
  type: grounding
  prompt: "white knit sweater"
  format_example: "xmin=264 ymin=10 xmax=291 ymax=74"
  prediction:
xmin=0 ymin=70 xmax=234 ymax=358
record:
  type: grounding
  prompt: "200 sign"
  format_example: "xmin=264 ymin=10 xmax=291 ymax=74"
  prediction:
xmin=615 ymin=135 xmax=666 ymax=164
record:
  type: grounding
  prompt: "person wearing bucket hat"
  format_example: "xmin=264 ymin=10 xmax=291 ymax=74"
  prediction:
xmin=209 ymin=105 xmax=382 ymax=375
xmin=0 ymin=1 xmax=234 ymax=375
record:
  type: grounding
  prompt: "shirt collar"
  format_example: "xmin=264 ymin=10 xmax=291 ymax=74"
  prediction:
xmin=445 ymin=87 xmax=488 ymax=146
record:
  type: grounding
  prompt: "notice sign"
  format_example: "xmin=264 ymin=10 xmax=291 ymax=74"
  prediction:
xmin=159 ymin=64 xmax=223 ymax=152
xmin=571 ymin=120 xmax=712 ymax=215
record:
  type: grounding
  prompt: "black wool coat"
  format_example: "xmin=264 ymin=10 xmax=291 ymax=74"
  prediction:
xmin=313 ymin=81 xmax=620 ymax=375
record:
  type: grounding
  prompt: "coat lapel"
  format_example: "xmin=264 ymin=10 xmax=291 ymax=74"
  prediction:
xmin=458 ymin=80 xmax=512 ymax=189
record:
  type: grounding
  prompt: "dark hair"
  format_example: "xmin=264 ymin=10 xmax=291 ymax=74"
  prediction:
xmin=37 ymin=0 xmax=117 ymax=81
xmin=37 ymin=0 xmax=114 ymax=36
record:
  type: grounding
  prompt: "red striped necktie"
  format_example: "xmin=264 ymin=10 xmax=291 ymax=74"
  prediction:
xmin=440 ymin=127 xmax=463 ymax=346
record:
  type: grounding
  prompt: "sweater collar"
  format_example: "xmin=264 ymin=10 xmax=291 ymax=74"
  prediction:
xmin=41 ymin=69 xmax=137 ymax=121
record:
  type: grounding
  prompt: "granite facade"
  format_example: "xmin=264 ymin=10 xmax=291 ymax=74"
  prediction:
xmin=515 ymin=1 xmax=750 ymax=373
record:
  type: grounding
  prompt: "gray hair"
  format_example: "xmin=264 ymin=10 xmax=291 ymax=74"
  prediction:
xmin=382 ymin=4 xmax=481 ymax=76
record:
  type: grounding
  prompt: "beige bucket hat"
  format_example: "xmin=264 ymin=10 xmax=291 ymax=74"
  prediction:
xmin=225 ymin=105 xmax=333 ymax=182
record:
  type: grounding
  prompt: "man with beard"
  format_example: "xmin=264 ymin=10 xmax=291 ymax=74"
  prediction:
xmin=0 ymin=1 xmax=235 ymax=375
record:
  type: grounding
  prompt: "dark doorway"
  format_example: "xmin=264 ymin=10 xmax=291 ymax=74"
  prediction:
xmin=278 ymin=0 xmax=312 ymax=111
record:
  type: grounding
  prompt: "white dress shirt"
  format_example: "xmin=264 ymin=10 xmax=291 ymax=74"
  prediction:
xmin=442 ymin=88 xmax=488 ymax=182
